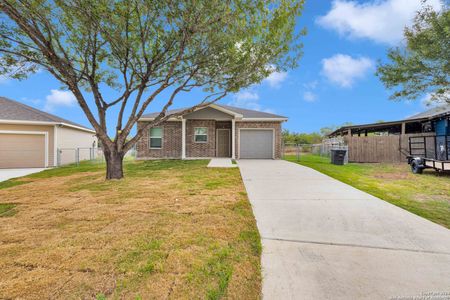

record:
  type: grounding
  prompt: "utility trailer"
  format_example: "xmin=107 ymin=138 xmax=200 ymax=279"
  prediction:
xmin=407 ymin=135 xmax=450 ymax=173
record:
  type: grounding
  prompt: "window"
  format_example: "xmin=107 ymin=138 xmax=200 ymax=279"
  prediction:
xmin=149 ymin=127 xmax=163 ymax=149
xmin=194 ymin=127 xmax=208 ymax=142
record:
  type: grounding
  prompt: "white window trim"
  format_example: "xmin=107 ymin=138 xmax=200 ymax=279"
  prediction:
xmin=53 ymin=125 xmax=58 ymax=167
xmin=0 ymin=130 xmax=49 ymax=167
xmin=149 ymin=127 xmax=163 ymax=149
xmin=194 ymin=127 xmax=208 ymax=143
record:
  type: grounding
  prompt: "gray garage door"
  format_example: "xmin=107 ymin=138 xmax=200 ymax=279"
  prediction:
xmin=239 ymin=129 xmax=273 ymax=159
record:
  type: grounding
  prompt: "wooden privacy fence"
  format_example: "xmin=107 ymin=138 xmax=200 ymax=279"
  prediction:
xmin=345 ymin=133 xmax=435 ymax=163
xmin=346 ymin=136 xmax=401 ymax=163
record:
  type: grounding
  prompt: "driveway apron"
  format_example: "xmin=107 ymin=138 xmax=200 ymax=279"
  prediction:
xmin=0 ymin=168 xmax=46 ymax=182
xmin=238 ymin=159 xmax=450 ymax=299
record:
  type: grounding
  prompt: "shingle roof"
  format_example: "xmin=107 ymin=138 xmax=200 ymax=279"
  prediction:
xmin=406 ymin=104 xmax=450 ymax=120
xmin=0 ymin=96 xmax=94 ymax=131
xmin=141 ymin=104 xmax=287 ymax=119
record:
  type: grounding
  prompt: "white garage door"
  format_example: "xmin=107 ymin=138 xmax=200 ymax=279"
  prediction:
xmin=239 ymin=129 xmax=274 ymax=159
xmin=0 ymin=133 xmax=46 ymax=168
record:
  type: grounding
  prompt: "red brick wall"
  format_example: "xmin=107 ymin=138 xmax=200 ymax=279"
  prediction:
xmin=216 ymin=121 xmax=231 ymax=129
xmin=136 ymin=120 xmax=282 ymax=159
xmin=186 ymin=120 xmax=216 ymax=157
xmin=136 ymin=121 xmax=182 ymax=159
xmin=235 ymin=121 xmax=282 ymax=159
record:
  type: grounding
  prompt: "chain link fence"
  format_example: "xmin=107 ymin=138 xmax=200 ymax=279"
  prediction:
xmin=283 ymin=137 xmax=348 ymax=164
xmin=57 ymin=147 xmax=99 ymax=166
xmin=57 ymin=146 xmax=137 ymax=167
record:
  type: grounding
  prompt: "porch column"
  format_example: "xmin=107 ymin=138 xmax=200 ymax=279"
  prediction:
xmin=231 ymin=118 xmax=236 ymax=159
xmin=181 ymin=118 xmax=186 ymax=159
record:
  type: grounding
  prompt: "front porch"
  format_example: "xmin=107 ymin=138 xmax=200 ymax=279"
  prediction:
xmin=181 ymin=118 xmax=236 ymax=159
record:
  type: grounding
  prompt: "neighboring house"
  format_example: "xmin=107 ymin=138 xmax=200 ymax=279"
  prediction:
xmin=328 ymin=105 xmax=450 ymax=163
xmin=0 ymin=97 xmax=97 ymax=168
xmin=136 ymin=104 xmax=287 ymax=160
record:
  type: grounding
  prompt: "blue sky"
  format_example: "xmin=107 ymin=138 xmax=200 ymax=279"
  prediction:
xmin=0 ymin=0 xmax=443 ymax=135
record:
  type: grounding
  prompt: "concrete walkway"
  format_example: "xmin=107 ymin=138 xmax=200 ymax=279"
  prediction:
xmin=0 ymin=168 xmax=46 ymax=182
xmin=207 ymin=158 xmax=237 ymax=168
xmin=238 ymin=159 xmax=450 ymax=300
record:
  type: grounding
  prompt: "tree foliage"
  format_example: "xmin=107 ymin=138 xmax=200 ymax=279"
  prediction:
xmin=282 ymin=129 xmax=323 ymax=144
xmin=0 ymin=0 xmax=305 ymax=178
xmin=376 ymin=3 xmax=449 ymax=103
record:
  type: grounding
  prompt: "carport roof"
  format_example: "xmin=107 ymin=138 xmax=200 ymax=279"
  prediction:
xmin=328 ymin=104 xmax=450 ymax=137
xmin=0 ymin=97 xmax=94 ymax=132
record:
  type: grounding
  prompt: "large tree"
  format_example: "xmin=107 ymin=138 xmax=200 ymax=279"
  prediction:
xmin=0 ymin=0 xmax=304 ymax=179
xmin=376 ymin=3 xmax=449 ymax=104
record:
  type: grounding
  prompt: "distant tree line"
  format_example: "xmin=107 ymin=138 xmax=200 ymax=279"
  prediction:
xmin=283 ymin=122 xmax=354 ymax=144
xmin=282 ymin=130 xmax=322 ymax=145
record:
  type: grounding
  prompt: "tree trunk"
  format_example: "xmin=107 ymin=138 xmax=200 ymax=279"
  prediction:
xmin=104 ymin=149 xmax=124 ymax=180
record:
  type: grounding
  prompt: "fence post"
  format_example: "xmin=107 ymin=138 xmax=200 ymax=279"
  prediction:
xmin=76 ymin=148 xmax=80 ymax=166
xmin=296 ymin=144 xmax=300 ymax=161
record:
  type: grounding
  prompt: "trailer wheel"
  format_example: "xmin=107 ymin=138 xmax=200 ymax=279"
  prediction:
xmin=411 ymin=160 xmax=423 ymax=174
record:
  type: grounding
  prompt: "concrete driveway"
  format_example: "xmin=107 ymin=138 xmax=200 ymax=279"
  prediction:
xmin=0 ymin=168 xmax=46 ymax=182
xmin=238 ymin=159 xmax=450 ymax=299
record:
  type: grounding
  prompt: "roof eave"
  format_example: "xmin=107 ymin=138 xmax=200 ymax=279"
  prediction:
xmin=139 ymin=117 xmax=181 ymax=121
xmin=139 ymin=117 xmax=288 ymax=122
xmin=240 ymin=117 xmax=288 ymax=122
xmin=0 ymin=119 xmax=96 ymax=133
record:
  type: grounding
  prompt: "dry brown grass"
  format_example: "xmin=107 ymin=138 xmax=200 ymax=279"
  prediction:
xmin=0 ymin=160 xmax=261 ymax=299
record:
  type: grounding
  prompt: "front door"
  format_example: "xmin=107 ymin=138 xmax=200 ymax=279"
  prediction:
xmin=217 ymin=129 xmax=231 ymax=157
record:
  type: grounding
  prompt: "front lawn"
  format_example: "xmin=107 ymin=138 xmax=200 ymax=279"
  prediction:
xmin=286 ymin=155 xmax=450 ymax=229
xmin=0 ymin=160 xmax=261 ymax=299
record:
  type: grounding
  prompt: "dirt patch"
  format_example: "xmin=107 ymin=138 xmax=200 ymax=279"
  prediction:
xmin=372 ymin=172 xmax=410 ymax=180
xmin=0 ymin=161 xmax=261 ymax=299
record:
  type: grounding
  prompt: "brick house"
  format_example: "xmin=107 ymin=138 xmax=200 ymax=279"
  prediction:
xmin=136 ymin=104 xmax=287 ymax=159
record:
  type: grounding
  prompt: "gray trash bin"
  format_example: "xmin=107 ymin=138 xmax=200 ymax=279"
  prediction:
xmin=331 ymin=149 xmax=347 ymax=165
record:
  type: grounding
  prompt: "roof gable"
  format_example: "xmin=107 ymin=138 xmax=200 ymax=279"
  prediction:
xmin=184 ymin=106 xmax=234 ymax=120
xmin=140 ymin=103 xmax=287 ymax=120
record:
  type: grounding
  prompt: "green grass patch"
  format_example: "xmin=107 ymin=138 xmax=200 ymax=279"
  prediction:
xmin=29 ymin=160 xmax=105 ymax=179
xmin=0 ymin=179 xmax=29 ymax=190
xmin=239 ymin=230 xmax=262 ymax=256
xmin=0 ymin=203 xmax=17 ymax=217
xmin=286 ymin=154 xmax=450 ymax=229
xmin=188 ymin=244 xmax=234 ymax=300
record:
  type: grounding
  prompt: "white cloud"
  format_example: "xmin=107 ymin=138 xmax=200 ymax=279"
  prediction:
xmin=229 ymin=89 xmax=276 ymax=113
xmin=316 ymin=0 xmax=442 ymax=45
xmin=264 ymin=70 xmax=288 ymax=88
xmin=44 ymin=89 xmax=77 ymax=112
xmin=234 ymin=90 xmax=259 ymax=102
xmin=321 ymin=54 xmax=374 ymax=88
xmin=303 ymin=91 xmax=318 ymax=102
xmin=229 ymin=90 xmax=261 ymax=111
xmin=303 ymin=80 xmax=318 ymax=90
xmin=421 ymin=92 xmax=449 ymax=108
